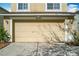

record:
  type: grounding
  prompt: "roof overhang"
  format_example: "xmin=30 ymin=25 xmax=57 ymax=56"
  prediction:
xmin=0 ymin=12 xmax=75 ymax=17
xmin=0 ymin=7 xmax=9 ymax=13
xmin=0 ymin=12 xmax=75 ymax=20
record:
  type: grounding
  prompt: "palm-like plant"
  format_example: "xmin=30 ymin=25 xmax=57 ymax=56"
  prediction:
xmin=0 ymin=26 xmax=10 ymax=42
xmin=72 ymin=31 xmax=79 ymax=45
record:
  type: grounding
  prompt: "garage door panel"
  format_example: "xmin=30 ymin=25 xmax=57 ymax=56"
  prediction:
xmin=16 ymin=38 xmax=46 ymax=42
xmin=14 ymin=21 xmax=64 ymax=42
xmin=15 ymin=33 xmax=40 ymax=37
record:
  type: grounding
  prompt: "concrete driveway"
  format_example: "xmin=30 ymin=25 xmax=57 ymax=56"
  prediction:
xmin=0 ymin=43 xmax=38 ymax=56
xmin=0 ymin=43 xmax=79 ymax=56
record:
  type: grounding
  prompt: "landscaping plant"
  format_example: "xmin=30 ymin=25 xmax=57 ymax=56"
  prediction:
xmin=71 ymin=31 xmax=79 ymax=46
xmin=0 ymin=26 xmax=10 ymax=43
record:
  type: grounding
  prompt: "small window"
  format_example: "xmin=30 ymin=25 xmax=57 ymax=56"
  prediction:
xmin=47 ymin=3 xmax=60 ymax=11
xmin=53 ymin=3 xmax=60 ymax=9
xmin=47 ymin=3 xmax=53 ymax=9
xmin=17 ymin=3 xmax=29 ymax=11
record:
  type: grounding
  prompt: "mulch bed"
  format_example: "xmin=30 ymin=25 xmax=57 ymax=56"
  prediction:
xmin=65 ymin=42 xmax=79 ymax=46
xmin=0 ymin=42 xmax=11 ymax=49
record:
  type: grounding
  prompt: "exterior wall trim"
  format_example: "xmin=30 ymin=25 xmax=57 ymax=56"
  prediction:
xmin=10 ymin=18 xmax=12 ymax=42
xmin=0 ymin=14 xmax=74 ymax=16
xmin=64 ymin=19 xmax=68 ymax=42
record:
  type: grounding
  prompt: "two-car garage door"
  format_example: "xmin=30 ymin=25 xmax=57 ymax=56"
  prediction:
xmin=14 ymin=20 xmax=64 ymax=42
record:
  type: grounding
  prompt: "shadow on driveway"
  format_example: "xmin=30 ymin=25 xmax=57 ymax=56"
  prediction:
xmin=0 ymin=42 xmax=79 ymax=56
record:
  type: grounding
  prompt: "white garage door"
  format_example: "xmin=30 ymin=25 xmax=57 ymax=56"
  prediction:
xmin=14 ymin=21 xmax=64 ymax=42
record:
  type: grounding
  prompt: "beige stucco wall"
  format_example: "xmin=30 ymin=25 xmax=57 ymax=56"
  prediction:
xmin=72 ymin=19 xmax=77 ymax=32
xmin=4 ymin=19 xmax=10 ymax=33
xmin=62 ymin=3 xmax=67 ymax=12
xmin=11 ymin=3 xmax=67 ymax=12
xmin=30 ymin=3 xmax=45 ymax=12
xmin=11 ymin=3 xmax=17 ymax=12
xmin=4 ymin=19 xmax=13 ymax=42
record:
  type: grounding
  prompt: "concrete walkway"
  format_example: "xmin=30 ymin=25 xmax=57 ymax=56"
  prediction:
xmin=0 ymin=43 xmax=79 ymax=56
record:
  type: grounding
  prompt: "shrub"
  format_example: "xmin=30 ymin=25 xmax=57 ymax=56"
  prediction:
xmin=0 ymin=26 xmax=10 ymax=42
xmin=72 ymin=32 xmax=79 ymax=45
xmin=66 ymin=31 xmax=79 ymax=46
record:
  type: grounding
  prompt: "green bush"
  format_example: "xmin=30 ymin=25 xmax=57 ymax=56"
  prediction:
xmin=72 ymin=32 xmax=79 ymax=45
xmin=66 ymin=31 xmax=79 ymax=46
xmin=0 ymin=26 xmax=10 ymax=42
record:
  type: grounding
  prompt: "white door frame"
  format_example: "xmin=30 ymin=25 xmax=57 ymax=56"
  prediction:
xmin=64 ymin=19 xmax=68 ymax=42
xmin=10 ymin=18 xmax=12 ymax=42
